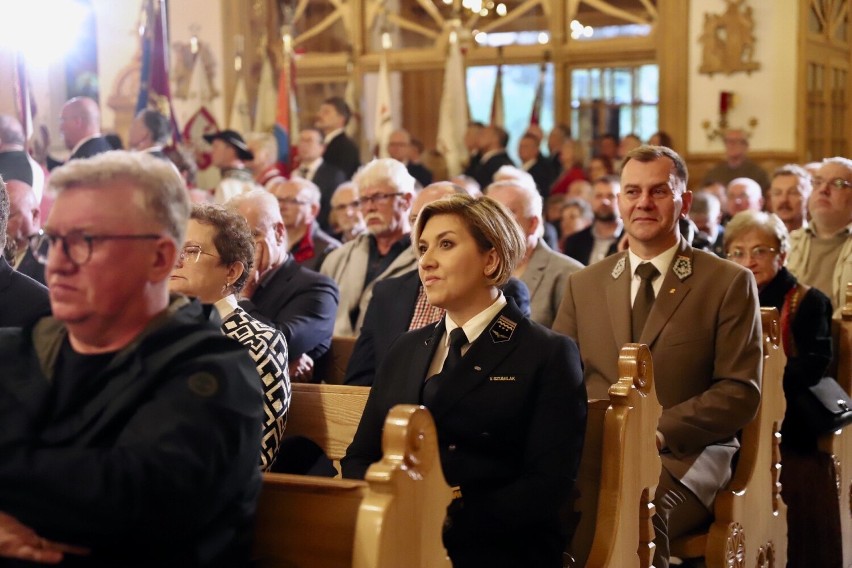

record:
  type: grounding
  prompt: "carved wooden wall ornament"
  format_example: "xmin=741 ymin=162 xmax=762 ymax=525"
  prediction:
xmin=698 ymin=0 xmax=761 ymax=76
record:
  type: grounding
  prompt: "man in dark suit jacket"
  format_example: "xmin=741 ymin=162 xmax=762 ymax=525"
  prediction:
xmin=293 ymin=127 xmax=347 ymax=232
xmin=387 ymin=129 xmax=433 ymax=188
xmin=472 ymin=125 xmax=515 ymax=190
xmin=127 ymin=109 xmax=171 ymax=161
xmin=0 ymin=114 xmax=44 ymax=203
xmin=227 ymin=189 xmax=340 ymax=380
xmin=15 ymin=247 xmax=45 ymax=285
xmin=689 ymin=191 xmax=726 ymax=257
xmin=546 ymin=123 xmax=571 ymax=173
xmin=344 ymin=269 xmax=531 ymax=386
xmin=553 ymin=145 xmax=762 ymax=568
xmin=408 ymin=163 xmax=433 ymax=187
xmin=518 ymin=132 xmax=556 ymax=198
xmin=316 ymin=97 xmax=361 ymax=179
xmin=47 ymin=97 xmax=113 ymax=170
xmin=3 ymin=179 xmax=45 ymax=285
xmin=462 ymin=122 xmax=485 ymax=178
xmin=0 ymin=256 xmax=49 ymax=327
xmin=562 ymin=175 xmax=624 ymax=265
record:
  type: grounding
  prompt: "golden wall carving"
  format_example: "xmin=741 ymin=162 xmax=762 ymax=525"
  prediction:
xmin=698 ymin=0 xmax=760 ymax=76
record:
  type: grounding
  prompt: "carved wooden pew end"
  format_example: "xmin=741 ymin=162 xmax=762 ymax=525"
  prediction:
xmin=670 ymin=307 xmax=788 ymax=568
xmin=252 ymin=404 xmax=452 ymax=568
xmin=566 ymin=343 xmax=663 ymax=568
xmin=821 ymin=283 xmax=852 ymax=568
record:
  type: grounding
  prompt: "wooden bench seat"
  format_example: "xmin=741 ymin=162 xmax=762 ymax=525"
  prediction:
xmin=313 ymin=336 xmax=357 ymax=385
xmin=838 ymin=286 xmax=852 ymax=567
xmin=260 ymin=351 xmax=668 ymax=568
xmin=282 ymin=383 xmax=370 ymax=473
xmin=670 ymin=307 xmax=788 ymax=567
xmin=252 ymin=404 xmax=452 ymax=568
xmin=566 ymin=343 xmax=663 ymax=568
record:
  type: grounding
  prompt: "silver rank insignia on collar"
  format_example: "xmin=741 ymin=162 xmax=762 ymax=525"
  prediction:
xmin=611 ymin=257 xmax=626 ymax=279
xmin=489 ymin=315 xmax=517 ymax=343
xmin=672 ymin=255 xmax=693 ymax=280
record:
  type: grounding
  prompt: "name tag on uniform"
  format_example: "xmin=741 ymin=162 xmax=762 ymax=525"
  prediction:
xmin=489 ymin=376 xmax=516 ymax=382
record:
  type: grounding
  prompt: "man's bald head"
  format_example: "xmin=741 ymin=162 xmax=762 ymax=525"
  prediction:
xmin=0 ymin=115 xmax=25 ymax=147
xmin=409 ymin=182 xmax=465 ymax=226
xmin=726 ymin=177 xmax=763 ymax=216
xmin=60 ymin=97 xmax=101 ymax=150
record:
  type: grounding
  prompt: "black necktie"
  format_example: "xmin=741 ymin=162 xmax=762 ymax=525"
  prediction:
xmin=421 ymin=327 xmax=468 ymax=407
xmin=632 ymin=262 xmax=659 ymax=342
xmin=298 ymin=167 xmax=309 ymax=178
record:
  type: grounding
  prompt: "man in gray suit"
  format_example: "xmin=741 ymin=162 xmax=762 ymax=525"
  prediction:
xmin=486 ymin=179 xmax=582 ymax=327
xmin=553 ymin=145 xmax=762 ymax=568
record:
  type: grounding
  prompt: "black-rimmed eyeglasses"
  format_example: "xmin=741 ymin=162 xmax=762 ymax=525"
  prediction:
xmin=30 ymin=229 xmax=162 ymax=267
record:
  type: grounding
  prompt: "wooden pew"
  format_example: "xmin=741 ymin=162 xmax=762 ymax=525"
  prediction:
xmin=820 ymin=283 xmax=852 ymax=567
xmin=253 ymin=404 xmax=453 ymax=568
xmin=670 ymin=307 xmax=788 ymax=567
xmin=271 ymin=363 xmax=667 ymax=568
xmin=314 ymin=336 xmax=357 ymax=385
xmin=283 ymin=383 xmax=370 ymax=473
xmin=566 ymin=343 xmax=663 ymax=568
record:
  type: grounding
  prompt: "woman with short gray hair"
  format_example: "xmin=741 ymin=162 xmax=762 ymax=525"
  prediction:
xmin=725 ymin=209 xmax=834 ymax=567
xmin=170 ymin=204 xmax=290 ymax=471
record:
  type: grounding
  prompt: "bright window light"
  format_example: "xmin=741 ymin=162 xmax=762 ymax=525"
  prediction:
xmin=0 ymin=0 xmax=89 ymax=67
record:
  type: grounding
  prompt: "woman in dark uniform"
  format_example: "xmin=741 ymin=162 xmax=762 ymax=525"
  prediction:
xmin=342 ymin=194 xmax=587 ymax=567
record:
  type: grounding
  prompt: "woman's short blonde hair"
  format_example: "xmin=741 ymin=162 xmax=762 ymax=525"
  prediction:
xmin=414 ymin=194 xmax=526 ymax=287
xmin=724 ymin=210 xmax=790 ymax=255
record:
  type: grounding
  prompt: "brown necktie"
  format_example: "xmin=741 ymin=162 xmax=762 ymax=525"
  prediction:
xmin=632 ymin=262 xmax=659 ymax=342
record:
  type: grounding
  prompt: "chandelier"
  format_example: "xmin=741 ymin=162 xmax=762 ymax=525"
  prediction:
xmin=441 ymin=0 xmax=508 ymax=18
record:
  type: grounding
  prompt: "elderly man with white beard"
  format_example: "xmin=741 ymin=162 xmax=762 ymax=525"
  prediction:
xmin=320 ymin=159 xmax=417 ymax=337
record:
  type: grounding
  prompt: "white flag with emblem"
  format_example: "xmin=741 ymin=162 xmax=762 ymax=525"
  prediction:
xmin=436 ymin=30 xmax=469 ymax=177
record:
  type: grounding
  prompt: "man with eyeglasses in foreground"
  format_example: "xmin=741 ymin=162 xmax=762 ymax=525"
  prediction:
xmin=321 ymin=158 xmax=417 ymax=337
xmin=0 ymin=151 xmax=263 ymax=567
xmin=787 ymin=156 xmax=852 ymax=316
